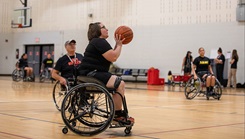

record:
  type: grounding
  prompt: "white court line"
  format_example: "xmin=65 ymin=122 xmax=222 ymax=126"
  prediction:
xmin=130 ymin=101 xmax=234 ymax=109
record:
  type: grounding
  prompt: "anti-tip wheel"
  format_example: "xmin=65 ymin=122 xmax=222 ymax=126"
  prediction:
xmin=62 ymin=127 xmax=68 ymax=134
xmin=124 ymin=127 xmax=132 ymax=135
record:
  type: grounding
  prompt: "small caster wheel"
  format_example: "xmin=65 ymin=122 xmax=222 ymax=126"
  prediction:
xmin=62 ymin=127 xmax=68 ymax=134
xmin=124 ymin=127 xmax=131 ymax=135
xmin=206 ymin=96 xmax=209 ymax=100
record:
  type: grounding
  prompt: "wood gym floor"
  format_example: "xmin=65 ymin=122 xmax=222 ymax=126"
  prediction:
xmin=0 ymin=76 xmax=244 ymax=139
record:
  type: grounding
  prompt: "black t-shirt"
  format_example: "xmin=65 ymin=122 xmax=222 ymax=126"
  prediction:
xmin=216 ymin=54 xmax=225 ymax=69
xmin=42 ymin=58 xmax=54 ymax=68
xmin=231 ymin=58 xmax=238 ymax=69
xmin=80 ymin=38 xmax=112 ymax=72
xmin=54 ymin=53 xmax=83 ymax=79
xmin=193 ymin=56 xmax=211 ymax=73
xmin=18 ymin=58 xmax=28 ymax=68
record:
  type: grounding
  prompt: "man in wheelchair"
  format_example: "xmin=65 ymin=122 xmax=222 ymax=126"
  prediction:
xmin=52 ymin=39 xmax=83 ymax=87
xmin=192 ymin=47 xmax=216 ymax=97
xmin=16 ymin=53 xmax=34 ymax=81
xmin=78 ymin=22 xmax=134 ymax=125
xmin=40 ymin=53 xmax=54 ymax=79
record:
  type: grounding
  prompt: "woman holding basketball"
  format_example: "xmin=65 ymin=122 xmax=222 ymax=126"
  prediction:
xmin=79 ymin=22 xmax=134 ymax=124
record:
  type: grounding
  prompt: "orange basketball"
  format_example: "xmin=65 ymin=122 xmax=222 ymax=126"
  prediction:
xmin=114 ymin=26 xmax=133 ymax=44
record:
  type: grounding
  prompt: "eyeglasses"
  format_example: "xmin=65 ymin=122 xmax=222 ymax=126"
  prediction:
xmin=101 ymin=26 xmax=106 ymax=29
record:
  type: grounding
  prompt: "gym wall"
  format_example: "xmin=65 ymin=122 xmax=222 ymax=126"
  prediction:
xmin=0 ymin=0 xmax=244 ymax=83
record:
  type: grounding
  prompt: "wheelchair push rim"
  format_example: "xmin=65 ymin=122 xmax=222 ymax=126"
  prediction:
xmin=53 ymin=81 xmax=69 ymax=111
xmin=12 ymin=69 xmax=22 ymax=82
xmin=184 ymin=76 xmax=201 ymax=100
xmin=211 ymin=78 xmax=222 ymax=100
xmin=61 ymin=83 xmax=115 ymax=136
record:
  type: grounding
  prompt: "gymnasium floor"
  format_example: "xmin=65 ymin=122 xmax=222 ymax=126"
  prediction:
xmin=0 ymin=76 xmax=244 ymax=139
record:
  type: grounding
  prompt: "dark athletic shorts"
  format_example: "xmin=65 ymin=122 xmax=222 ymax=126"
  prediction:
xmin=197 ymin=71 xmax=212 ymax=81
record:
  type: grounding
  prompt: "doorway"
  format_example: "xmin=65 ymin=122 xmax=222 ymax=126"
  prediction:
xmin=25 ymin=44 xmax=54 ymax=75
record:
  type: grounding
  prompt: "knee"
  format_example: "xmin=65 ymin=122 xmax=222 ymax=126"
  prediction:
xmin=119 ymin=80 xmax=125 ymax=89
xmin=117 ymin=80 xmax=125 ymax=95
xmin=206 ymin=76 xmax=211 ymax=81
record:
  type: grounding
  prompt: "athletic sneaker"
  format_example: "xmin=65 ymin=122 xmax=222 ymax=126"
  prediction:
xmin=114 ymin=116 xmax=135 ymax=126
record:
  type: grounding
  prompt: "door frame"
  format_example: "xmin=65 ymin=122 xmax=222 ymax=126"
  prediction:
xmin=25 ymin=44 xmax=54 ymax=75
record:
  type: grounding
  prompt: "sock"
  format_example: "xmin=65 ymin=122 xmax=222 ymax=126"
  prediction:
xmin=115 ymin=110 xmax=123 ymax=117
xmin=115 ymin=110 xmax=126 ymax=117
xmin=206 ymin=87 xmax=210 ymax=92
xmin=210 ymin=86 xmax=213 ymax=92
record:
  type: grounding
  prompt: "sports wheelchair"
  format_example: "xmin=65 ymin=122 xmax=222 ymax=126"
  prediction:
xmin=58 ymin=76 xmax=134 ymax=136
xmin=12 ymin=68 xmax=35 ymax=82
xmin=184 ymin=75 xmax=222 ymax=100
xmin=39 ymin=68 xmax=54 ymax=83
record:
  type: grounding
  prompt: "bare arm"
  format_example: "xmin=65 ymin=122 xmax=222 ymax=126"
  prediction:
xmin=40 ymin=63 xmax=45 ymax=72
xmin=230 ymin=59 xmax=235 ymax=64
xmin=192 ymin=64 xmax=197 ymax=79
xmin=16 ymin=61 xmax=20 ymax=70
xmin=51 ymin=69 xmax=67 ymax=85
xmin=208 ymin=65 xmax=214 ymax=75
xmin=102 ymin=34 xmax=125 ymax=62
xmin=182 ymin=57 xmax=186 ymax=71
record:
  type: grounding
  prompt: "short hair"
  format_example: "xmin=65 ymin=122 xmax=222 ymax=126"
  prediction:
xmin=87 ymin=22 xmax=101 ymax=41
xmin=198 ymin=47 xmax=204 ymax=52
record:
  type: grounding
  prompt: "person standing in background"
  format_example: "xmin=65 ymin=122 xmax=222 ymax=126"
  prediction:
xmin=214 ymin=47 xmax=225 ymax=86
xmin=182 ymin=51 xmax=193 ymax=76
xmin=227 ymin=49 xmax=239 ymax=88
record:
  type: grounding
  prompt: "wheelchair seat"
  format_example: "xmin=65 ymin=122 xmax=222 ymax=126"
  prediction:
xmin=77 ymin=76 xmax=105 ymax=87
xmin=77 ymin=76 xmax=117 ymax=93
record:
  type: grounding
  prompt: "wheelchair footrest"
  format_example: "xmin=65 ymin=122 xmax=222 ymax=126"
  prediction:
xmin=111 ymin=117 xmax=134 ymax=127
xmin=110 ymin=121 xmax=134 ymax=128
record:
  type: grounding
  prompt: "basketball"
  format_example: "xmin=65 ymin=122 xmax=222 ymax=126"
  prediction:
xmin=114 ymin=26 xmax=133 ymax=44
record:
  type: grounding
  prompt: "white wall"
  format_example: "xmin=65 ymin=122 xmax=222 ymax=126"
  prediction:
xmin=0 ymin=0 xmax=244 ymax=83
xmin=0 ymin=33 xmax=14 ymax=73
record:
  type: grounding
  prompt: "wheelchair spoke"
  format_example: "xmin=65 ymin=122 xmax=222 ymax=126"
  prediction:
xmin=61 ymin=83 xmax=115 ymax=136
xmin=69 ymin=111 xmax=88 ymax=123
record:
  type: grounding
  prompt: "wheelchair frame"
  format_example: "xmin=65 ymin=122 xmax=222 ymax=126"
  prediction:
xmin=55 ymin=76 xmax=133 ymax=136
xmin=39 ymin=68 xmax=54 ymax=83
xmin=184 ymin=75 xmax=222 ymax=100
xmin=12 ymin=68 xmax=35 ymax=82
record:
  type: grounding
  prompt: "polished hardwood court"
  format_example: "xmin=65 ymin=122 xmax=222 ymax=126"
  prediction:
xmin=0 ymin=76 xmax=244 ymax=139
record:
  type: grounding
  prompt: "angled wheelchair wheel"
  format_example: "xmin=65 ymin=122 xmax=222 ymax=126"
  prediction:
xmin=12 ymin=69 xmax=23 ymax=82
xmin=53 ymin=81 xmax=69 ymax=111
xmin=212 ymin=78 xmax=222 ymax=100
xmin=61 ymin=83 xmax=114 ymax=136
xmin=39 ymin=72 xmax=45 ymax=82
xmin=184 ymin=76 xmax=201 ymax=100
